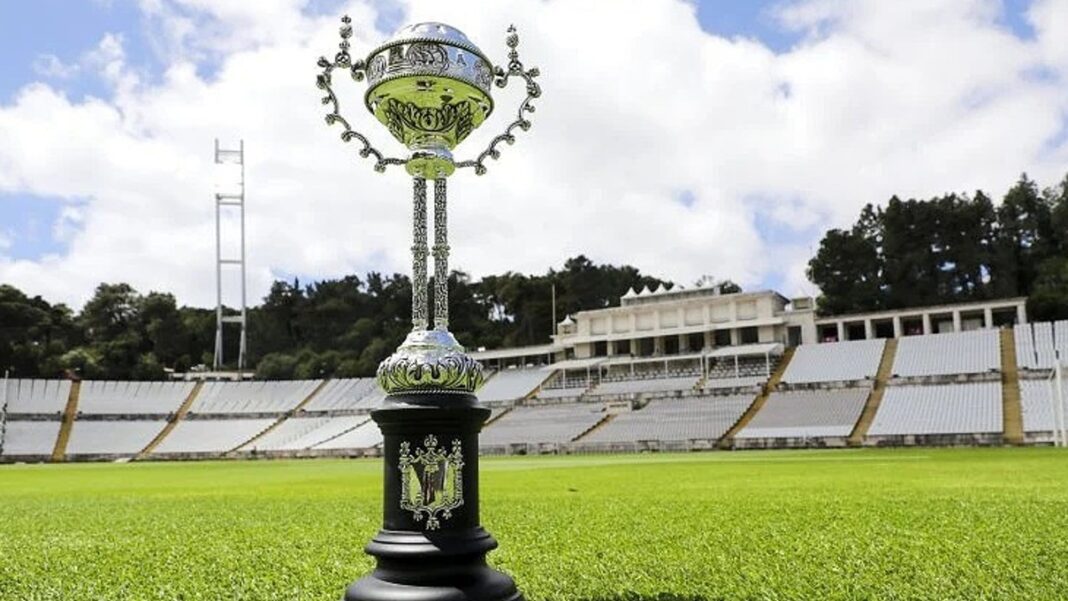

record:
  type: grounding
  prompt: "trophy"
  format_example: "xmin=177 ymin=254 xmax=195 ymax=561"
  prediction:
xmin=316 ymin=17 xmax=541 ymax=601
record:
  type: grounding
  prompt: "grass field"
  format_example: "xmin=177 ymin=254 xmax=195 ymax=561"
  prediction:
xmin=1 ymin=448 xmax=1066 ymax=600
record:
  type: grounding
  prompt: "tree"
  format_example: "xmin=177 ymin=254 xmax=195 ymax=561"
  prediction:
xmin=807 ymin=226 xmax=882 ymax=315
xmin=1027 ymin=257 xmax=1068 ymax=322
xmin=993 ymin=174 xmax=1055 ymax=297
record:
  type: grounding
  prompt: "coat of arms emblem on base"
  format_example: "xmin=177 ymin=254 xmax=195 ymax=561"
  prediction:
xmin=398 ymin=435 xmax=465 ymax=530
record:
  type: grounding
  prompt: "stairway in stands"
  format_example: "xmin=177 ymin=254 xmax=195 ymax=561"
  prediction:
xmin=571 ymin=413 xmax=615 ymax=442
xmin=847 ymin=338 xmax=898 ymax=446
xmin=999 ymin=328 xmax=1024 ymax=445
xmin=50 ymin=381 xmax=81 ymax=462
xmin=718 ymin=347 xmax=795 ymax=449
xmin=229 ymin=379 xmax=331 ymax=453
xmin=136 ymin=381 xmax=204 ymax=460
xmin=484 ymin=406 xmax=513 ymax=427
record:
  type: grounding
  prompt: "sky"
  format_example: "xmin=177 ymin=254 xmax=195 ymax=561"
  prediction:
xmin=0 ymin=0 xmax=1066 ymax=309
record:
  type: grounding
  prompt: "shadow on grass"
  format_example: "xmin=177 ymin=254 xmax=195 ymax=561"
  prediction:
xmin=576 ymin=595 xmax=710 ymax=601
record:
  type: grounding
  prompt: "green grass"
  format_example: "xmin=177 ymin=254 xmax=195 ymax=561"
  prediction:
xmin=1 ymin=448 xmax=1067 ymax=600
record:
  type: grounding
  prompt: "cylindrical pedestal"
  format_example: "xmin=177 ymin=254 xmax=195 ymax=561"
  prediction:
xmin=345 ymin=393 xmax=522 ymax=601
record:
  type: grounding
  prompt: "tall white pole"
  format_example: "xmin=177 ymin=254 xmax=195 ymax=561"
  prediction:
xmin=1054 ymin=358 xmax=1066 ymax=447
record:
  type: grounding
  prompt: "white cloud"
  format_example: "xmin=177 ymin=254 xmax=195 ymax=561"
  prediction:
xmin=1 ymin=0 xmax=1067 ymax=309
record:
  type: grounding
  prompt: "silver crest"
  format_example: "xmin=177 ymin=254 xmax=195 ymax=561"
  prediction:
xmin=398 ymin=435 xmax=465 ymax=530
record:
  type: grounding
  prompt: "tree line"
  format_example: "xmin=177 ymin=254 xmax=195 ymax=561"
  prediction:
xmin=0 ymin=256 xmax=672 ymax=380
xmin=807 ymin=173 xmax=1068 ymax=319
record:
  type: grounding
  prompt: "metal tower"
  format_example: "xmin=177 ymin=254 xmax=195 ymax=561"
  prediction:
xmin=213 ymin=139 xmax=248 ymax=372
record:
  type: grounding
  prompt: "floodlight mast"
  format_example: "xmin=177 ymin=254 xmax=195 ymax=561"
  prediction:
xmin=316 ymin=17 xmax=541 ymax=601
xmin=213 ymin=139 xmax=249 ymax=374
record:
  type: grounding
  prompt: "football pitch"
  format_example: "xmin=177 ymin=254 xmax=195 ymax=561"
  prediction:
xmin=1 ymin=448 xmax=1066 ymax=600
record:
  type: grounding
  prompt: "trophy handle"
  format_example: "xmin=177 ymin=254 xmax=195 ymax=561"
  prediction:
xmin=316 ymin=16 xmax=408 ymax=173
xmin=455 ymin=25 xmax=542 ymax=176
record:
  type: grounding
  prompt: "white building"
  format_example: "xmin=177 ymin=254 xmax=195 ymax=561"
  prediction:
xmin=470 ymin=283 xmax=1027 ymax=378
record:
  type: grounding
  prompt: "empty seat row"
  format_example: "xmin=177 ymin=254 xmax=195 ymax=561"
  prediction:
xmin=781 ymin=339 xmax=885 ymax=384
xmin=867 ymin=382 xmax=1002 ymax=436
xmin=481 ymin=403 xmax=604 ymax=445
xmin=477 ymin=369 xmax=548 ymax=403
xmin=1018 ymin=379 xmax=1064 ymax=433
xmin=190 ymin=380 xmax=321 ymax=414
xmin=582 ymin=395 xmax=752 ymax=444
xmin=736 ymin=388 xmax=869 ymax=439
xmin=588 ymin=375 xmax=700 ymax=397
xmin=302 ymin=378 xmax=382 ymax=411
xmin=1 ymin=379 xmax=71 ymax=414
xmin=243 ymin=415 xmax=371 ymax=451
xmin=892 ymin=329 xmax=1000 ymax=377
xmin=78 ymin=381 xmax=195 ymax=414
xmin=67 ymin=420 xmax=165 ymax=455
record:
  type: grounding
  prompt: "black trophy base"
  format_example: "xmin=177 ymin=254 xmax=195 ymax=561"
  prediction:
xmin=344 ymin=528 xmax=522 ymax=601
xmin=344 ymin=394 xmax=522 ymax=601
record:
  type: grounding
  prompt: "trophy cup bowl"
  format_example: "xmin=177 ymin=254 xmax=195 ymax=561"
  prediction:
xmin=363 ymin=22 xmax=495 ymax=179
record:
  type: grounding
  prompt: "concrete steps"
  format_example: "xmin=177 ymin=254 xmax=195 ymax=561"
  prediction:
xmin=1000 ymin=328 xmax=1024 ymax=445
xmin=50 ymin=381 xmax=81 ymax=462
xmin=848 ymin=338 xmax=898 ymax=446
xmin=136 ymin=381 xmax=203 ymax=460
xmin=229 ymin=379 xmax=332 ymax=453
xmin=571 ymin=413 xmax=615 ymax=442
xmin=718 ymin=346 xmax=795 ymax=449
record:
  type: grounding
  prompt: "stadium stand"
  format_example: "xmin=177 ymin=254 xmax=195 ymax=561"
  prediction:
xmin=189 ymin=380 xmax=320 ymax=414
xmin=481 ymin=403 xmax=605 ymax=446
xmin=4 ymin=379 xmax=72 ymax=414
xmin=66 ymin=420 xmax=167 ymax=456
xmin=301 ymin=378 xmax=381 ymax=411
xmin=587 ymin=375 xmax=700 ymax=397
xmin=580 ymin=395 xmax=752 ymax=444
xmin=867 ymin=382 xmax=1002 ymax=440
xmin=735 ymin=388 xmax=869 ymax=443
xmin=0 ymin=421 xmax=62 ymax=457
xmin=535 ymin=386 xmax=588 ymax=400
xmin=312 ymin=419 xmax=382 ymax=450
xmin=151 ymin=419 xmax=276 ymax=455
xmin=891 ymin=330 xmax=1000 ymax=378
xmin=1013 ymin=321 xmax=1068 ymax=371
xmin=477 ymin=368 xmax=548 ymax=403
xmin=1019 ymin=379 xmax=1059 ymax=439
xmin=702 ymin=375 xmax=766 ymax=390
xmin=780 ymin=339 xmax=885 ymax=384
xmin=243 ymin=415 xmax=370 ymax=451
xmin=77 ymin=381 xmax=195 ymax=415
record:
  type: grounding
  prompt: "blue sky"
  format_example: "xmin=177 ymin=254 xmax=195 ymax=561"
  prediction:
xmin=0 ymin=0 xmax=1064 ymax=306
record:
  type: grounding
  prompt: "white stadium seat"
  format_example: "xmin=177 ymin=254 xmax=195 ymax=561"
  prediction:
xmin=244 ymin=415 xmax=371 ymax=451
xmin=781 ymin=339 xmax=885 ymax=384
xmin=0 ymin=421 xmax=61 ymax=456
xmin=152 ymin=419 xmax=275 ymax=454
xmin=77 ymin=381 xmax=194 ymax=414
xmin=3 ymin=379 xmax=72 ymax=414
xmin=189 ymin=380 xmax=321 ymax=414
xmin=66 ymin=420 xmax=166 ymax=455
xmin=301 ymin=378 xmax=382 ymax=411
xmin=736 ymin=388 xmax=869 ymax=439
xmin=312 ymin=420 xmax=383 ymax=450
xmin=1019 ymin=379 xmax=1059 ymax=433
xmin=582 ymin=395 xmax=752 ymax=444
xmin=480 ymin=403 xmax=604 ymax=445
xmin=892 ymin=330 xmax=1000 ymax=377
xmin=477 ymin=369 xmax=548 ymax=403
xmin=868 ymin=382 xmax=1002 ymax=436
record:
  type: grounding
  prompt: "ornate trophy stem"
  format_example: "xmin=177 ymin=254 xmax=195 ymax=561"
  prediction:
xmin=433 ymin=178 xmax=449 ymax=330
xmin=412 ymin=177 xmax=430 ymax=331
